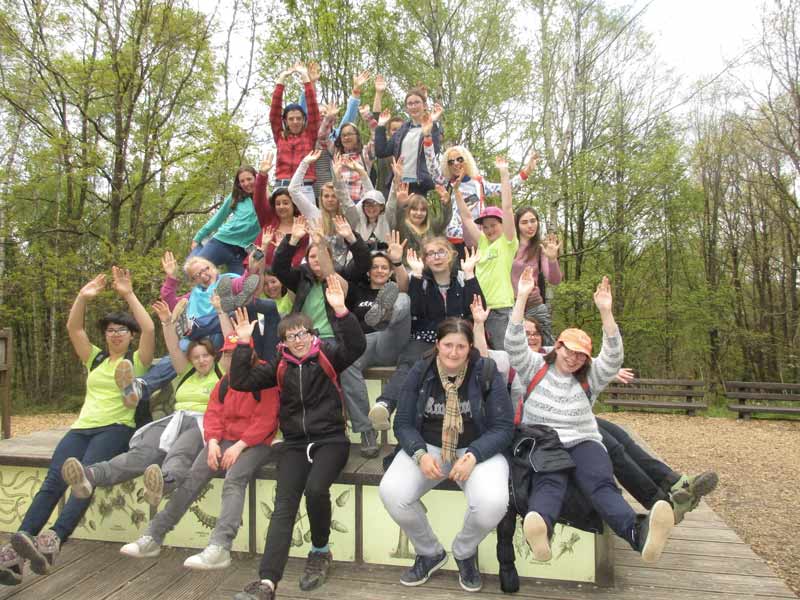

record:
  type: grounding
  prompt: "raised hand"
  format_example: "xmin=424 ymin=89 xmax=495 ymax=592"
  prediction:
xmin=290 ymin=215 xmax=307 ymax=242
xmin=307 ymin=61 xmax=320 ymax=82
xmin=435 ymin=184 xmax=450 ymax=205
xmin=430 ymin=102 xmax=443 ymax=122
xmin=259 ymin=151 xmax=274 ymax=174
xmin=374 ymin=73 xmax=386 ymax=93
xmin=593 ymin=276 xmax=613 ymax=313
xmin=470 ymin=294 xmax=489 ymax=324
xmin=541 ymin=232 xmax=561 ymax=261
xmin=231 ymin=306 xmax=256 ymax=341
xmin=391 ymin=156 xmax=405 ymax=179
xmin=333 ymin=214 xmax=354 ymax=240
xmin=152 ymin=300 xmax=171 ymax=323
xmin=517 ymin=265 xmax=537 ymax=299
xmin=419 ymin=112 xmax=433 ymax=137
xmin=406 ymin=248 xmax=424 ymax=276
xmin=111 ymin=266 xmax=133 ymax=297
xmin=210 ymin=293 xmax=222 ymax=313
xmin=323 ymin=102 xmax=339 ymax=119
xmin=302 ymin=149 xmax=321 ymax=164
xmin=378 ymin=108 xmax=391 ymax=127
xmin=615 ymin=368 xmax=635 ymax=385
xmin=460 ymin=246 xmax=480 ymax=276
xmin=525 ymin=150 xmax=540 ymax=173
xmin=495 ymin=155 xmax=509 ymax=172
xmin=359 ymin=105 xmax=372 ymax=122
xmin=396 ymin=181 xmax=410 ymax=206
xmin=324 ymin=274 xmax=346 ymax=312
xmin=353 ymin=69 xmax=371 ymax=90
xmin=386 ymin=230 xmax=408 ymax=264
xmin=79 ymin=274 xmax=107 ymax=299
xmin=305 ymin=218 xmax=325 ymax=246
xmin=161 ymin=251 xmax=178 ymax=278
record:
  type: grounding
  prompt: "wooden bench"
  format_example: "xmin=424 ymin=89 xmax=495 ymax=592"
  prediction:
xmin=724 ymin=380 xmax=800 ymax=419
xmin=601 ymin=378 xmax=707 ymax=415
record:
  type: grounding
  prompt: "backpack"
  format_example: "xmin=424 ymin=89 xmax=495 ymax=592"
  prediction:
xmin=175 ymin=363 xmax=223 ymax=393
xmin=89 ymin=349 xmax=151 ymax=429
xmin=275 ymin=349 xmax=348 ymax=428
xmin=513 ymin=363 xmax=591 ymax=425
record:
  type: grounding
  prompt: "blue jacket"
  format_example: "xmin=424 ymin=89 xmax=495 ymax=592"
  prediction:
xmin=394 ymin=354 xmax=514 ymax=464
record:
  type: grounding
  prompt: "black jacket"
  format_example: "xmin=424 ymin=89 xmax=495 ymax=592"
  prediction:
xmin=229 ymin=311 xmax=366 ymax=444
xmin=273 ymin=234 xmax=371 ymax=328
xmin=409 ymin=270 xmax=484 ymax=343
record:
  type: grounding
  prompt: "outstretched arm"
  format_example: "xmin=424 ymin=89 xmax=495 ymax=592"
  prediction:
xmin=67 ymin=274 xmax=106 ymax=363
xmin=454 ymin=183 xmax=482 ymax=244
xmin=113 ymin=266 xmax=155 ymax=367
xmin=152 ymin=300 xmax=188 ymax=373
xmin=495 ymin=156 xmax=516 ymax=241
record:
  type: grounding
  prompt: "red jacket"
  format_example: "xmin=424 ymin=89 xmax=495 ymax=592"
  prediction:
xmin=270 ymin=82 xmax=321 ymax=182
xmin=203 ymin=375 xmax=280 ymax=447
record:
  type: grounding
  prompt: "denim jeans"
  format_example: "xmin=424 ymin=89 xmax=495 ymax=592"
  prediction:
xmin=19 ymin=424 xmax=134 ymax=543
xmin=191 ymin=238 xmax=247 ymax=275
xmin=139 ymin=356 xmax=178 ymax=404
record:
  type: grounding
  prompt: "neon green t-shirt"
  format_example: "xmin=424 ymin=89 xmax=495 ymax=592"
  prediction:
xmin=302 ymin=283 xmax=333 ymax=338
xmin=173 ymin=364 xmax=223 ymax=413
xmin=275 ymin=293 xmax=294 ymax=317
xmin=476 ymin=233 xmax=519 ymax=309
xmin=72 ymin=345 xmax=147 ymax=430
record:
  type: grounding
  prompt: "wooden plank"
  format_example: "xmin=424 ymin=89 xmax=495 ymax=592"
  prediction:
xmin=728 ymin=404 xmax=800 ymax=414
xmin=725 ymin=381 xmax=800 ymax=392
xmin=614 ymin=548 xmax=776 ymax=577
xmin=726 ymin=392 xmax=800 ymax=402
xmin=99 ymin=548 xmax=193 ymax=600
xmin=603 ymin=400 xmax=707 ymax=410
xmin=604 ymin=388 xmax=706 ymax=397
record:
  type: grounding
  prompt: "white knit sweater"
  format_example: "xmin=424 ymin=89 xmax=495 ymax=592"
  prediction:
xmin=504 ymin=321 xmax=624 ymax=447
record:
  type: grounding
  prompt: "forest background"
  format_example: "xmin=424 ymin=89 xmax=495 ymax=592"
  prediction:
xmin=0 ymin=0 xmax=798 ymax=409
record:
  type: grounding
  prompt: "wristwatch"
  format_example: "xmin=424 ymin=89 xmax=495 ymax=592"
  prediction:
xmin=412 ymin=449 xmax=426 ymax=466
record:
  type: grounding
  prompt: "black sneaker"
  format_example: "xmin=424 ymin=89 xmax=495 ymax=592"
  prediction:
xmin=364 ymin=281 xmax=399 ymax=328
xmin=634 ymin=500 xmax=674 ymax=563
xmin=218 ymin=275 xmax=260 ymax=313
xmin=0 ymin=544 xmax=23 ymax=586
xmin=234 ymin=580 xmax=275 ymax=600
xmin=455 ymin=554 xmax=482 ymax=592
xmin=399 ymin=550 xmax=447 ymax=586
xmin=360 ymin=430 xmax=379 ymax=459
xmin=11 ymin=530 xmax=58 ymax=575
xmin=498 ymin=563 xmax=519 ymax=594
xmin=298 ymin=550 xmax=332 ymax=591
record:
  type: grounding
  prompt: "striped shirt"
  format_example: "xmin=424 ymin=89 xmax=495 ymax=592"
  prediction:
xmin=505 ymin=320 xmax=623 ymax=447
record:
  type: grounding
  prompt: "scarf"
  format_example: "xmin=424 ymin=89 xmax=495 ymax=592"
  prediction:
xmin=437 ymin=357 xmax=467 ymax=464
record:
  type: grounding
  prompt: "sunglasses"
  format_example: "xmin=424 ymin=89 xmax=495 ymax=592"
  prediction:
xmin=447 ymin=156 xmax=465 ymax=166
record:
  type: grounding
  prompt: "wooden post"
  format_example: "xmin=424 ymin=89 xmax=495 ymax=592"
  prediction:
xmin=0 ymin=329 xmax=12 ymax=439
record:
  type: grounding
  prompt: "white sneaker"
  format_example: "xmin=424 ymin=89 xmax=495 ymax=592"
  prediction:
xmin=183 ymin=544 xmax=231 ymax=570
xmin=368 ymin=402 xmax=391 ymax=431
xmin=120 ymin=536 xmax=161 ymax=558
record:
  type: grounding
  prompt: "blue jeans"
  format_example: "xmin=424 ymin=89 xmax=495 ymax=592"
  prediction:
xmin=248 ymin=298 xmax=280 ymax=362
xmin=190 ymin=238 xmax=246 ymax=275
xmin=19 ymin=424 xmax=133 ymax=543
xmin=140 ymin=355 xmax=178 ymax=403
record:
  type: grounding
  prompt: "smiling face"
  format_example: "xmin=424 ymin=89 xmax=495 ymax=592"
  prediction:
xmin=188 ymin=343 xmax=215 ymax=376
xmin=321 ymin=185 xmax=338 ymax=213
xmin=238 ymin=170 xmax=255 ymax=195
xmin=480 ymin=216 xmax=503 ymax=242
xmin=273 ymin=193 xmax=294 ymax=220
xmin=105 ymin=323 xmax=134 ymax=354
xmin=307 ymin=246 xmax=323 ymax=278
xmin=423 ymin=240 xmax=453 ymax=274
xmin=446 ymin=149 xmax=466 ymax=178
xmin=187 ymin=260 xmax=218 ymax=288
xmin=369 ymin=255 xmax=392 ymax=288
xmin=284 ymin=325 xmax=313 ymax=358
xmin=339 ymin=124 xmax=359 ymax=152
xmin=362 ymin=199 xmax=382 ymax=222
xmin=436 ymin=332 xmax=471 ymax=374
xmin=285 ymin=109 xmax=305 ymax=135
xmin=517 ymin=209 xmax=539 ymax=241
xmin=524 ymin=320 xmax=543 ymax=352
xmin=407 ymin=196 xmax=428 ymax=227
xmin=405 ymin=93 xmax=425 ymax=120
xmin=263 ymin=274 xmax=283 ymax=299
xmin=555 ymin=343 xmax=589 ymax=374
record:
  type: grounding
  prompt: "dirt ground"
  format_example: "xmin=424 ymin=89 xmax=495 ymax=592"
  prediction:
xmin=7 ymin=411 xmax=800 ymax=596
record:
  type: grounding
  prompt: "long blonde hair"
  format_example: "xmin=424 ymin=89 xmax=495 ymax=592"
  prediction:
xmin=404 ymin=193 xmax=431 ymax=236
xmin=440 ymin=145 xmax=480 ymax=181
xmin=319 ymin=182 xmax=342 ymax=236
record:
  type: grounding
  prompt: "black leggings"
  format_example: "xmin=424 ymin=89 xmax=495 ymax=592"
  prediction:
xmin=258 ymin=441 xmax=350 ymax=584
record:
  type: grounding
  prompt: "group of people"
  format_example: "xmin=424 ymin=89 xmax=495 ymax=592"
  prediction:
xmin=0 ymin=64 xmax=718 ymax=600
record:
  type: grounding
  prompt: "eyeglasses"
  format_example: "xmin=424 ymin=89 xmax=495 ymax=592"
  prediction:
xmin=447 ymin=156 xmax=465 ymax=166
xmin=285 ymin=330 xmax=310 ymax=342
xmin=425 ymin=249 xmax=449 ymax=259
xmin=559 ymin=346 xmax=587 ymax=360
xmin=340 ymin=131 xmax=357 ymax=138
xmin=106 ymin=327 xmax=130 ymax=336
xmin=191 ymin=266 xmax=212 ymax=281
xmin=525 ymin=331 xmax=542 ymax=339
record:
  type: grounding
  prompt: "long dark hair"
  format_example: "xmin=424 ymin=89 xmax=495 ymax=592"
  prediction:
xmin=543 ymin=346 xmax=590 ymax=388
xmin=334 ymin=122 xmax=363 ymax=155
xmin=231 ymin=166 xmax=257 ymax=212
xmin=269 ymin=187 xmax=299 ymax=217
xmin=515 ymin=206 xmax=542 ymax=263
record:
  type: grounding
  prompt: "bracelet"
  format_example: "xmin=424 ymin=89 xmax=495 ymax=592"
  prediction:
xmin=391 ymin=260 xmax=403 ymax=267
xmin=160 ymin=320 xmax=172 ymax=326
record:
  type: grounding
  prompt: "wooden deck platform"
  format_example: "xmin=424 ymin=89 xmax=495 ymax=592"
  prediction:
xmin=1 ymin=500 xmax=796 ymax=600
xmin=0 ymin=428 xmax=797 ymax=599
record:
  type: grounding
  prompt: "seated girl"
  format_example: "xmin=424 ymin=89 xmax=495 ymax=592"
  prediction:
xmin=0 ymin=268 xmax=154 ymax=586
xmin=380 ymin=318 xmax=513 ymax=592
xmin=505 ymin=268 xmax=674 ymax=565
xmin=229 ymin=276 xmax=366 ymax=600
xmin=62 ymin=297 xmax=228 ymax=518
xmin=118 ymin=308 xmax=279 ymax=571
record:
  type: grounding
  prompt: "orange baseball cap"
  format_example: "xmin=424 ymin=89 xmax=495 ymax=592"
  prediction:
xmin=557 ymin=328 xmax=593 ymax=359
